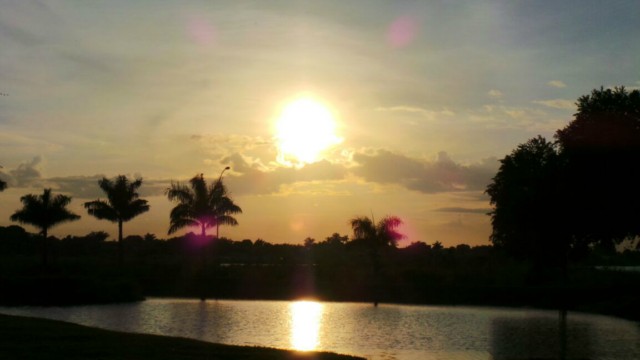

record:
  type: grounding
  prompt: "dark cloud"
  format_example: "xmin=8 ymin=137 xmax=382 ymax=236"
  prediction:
xmin=352 ymin=150 xmax=498 ymax=193
xmin=213 ymin=149 xmax=499 ymax=196
xmin=1 ymin=150 xmax=497 ymax=199
xmin=3 ymin=156 xmax=43 ymax=187
xmin=221 ymin=153 xmax=347 ymax=195
xmin=49 ymin=175 xmax=169 ymax=199
xmin=48 ymin=175 xmax=106 ymax=198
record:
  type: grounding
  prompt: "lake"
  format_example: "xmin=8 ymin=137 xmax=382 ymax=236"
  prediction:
xmin=1 ymin=298 xmax=638 ymax=359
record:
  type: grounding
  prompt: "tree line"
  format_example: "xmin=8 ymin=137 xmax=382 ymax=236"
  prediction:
xmin=3 ymin=173 xmax=242 ymax=268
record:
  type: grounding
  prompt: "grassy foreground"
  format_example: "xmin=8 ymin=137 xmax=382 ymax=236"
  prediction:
xmin=0 ymin=314 xmax=364 ymax=360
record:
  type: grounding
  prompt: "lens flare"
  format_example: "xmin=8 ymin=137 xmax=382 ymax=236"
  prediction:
xmin=387 ymin=15 xmax=419 ymax=48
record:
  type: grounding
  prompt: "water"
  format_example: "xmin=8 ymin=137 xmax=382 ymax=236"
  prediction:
xmin=1 ymin=298 xmax=638 ymax=359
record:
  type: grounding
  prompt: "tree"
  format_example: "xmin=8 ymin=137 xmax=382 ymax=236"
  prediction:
xmin=165 ymin=173 xmax=242 ymax=242
xmin=486 ymin=136 xmax=569 ymax=266
xmin=0 ymin=165 xmax=6 ymax=191
xmin=10 ymin=189 xmax=80 ymax=267
xmin=84 ymin=175 xmax=150 ymax=266
xmin=555 ymin=86 xmax=640 ymax=247
xmin=350 ymin=215 xmax=405 ymax=305
xmin=211 ymin=176 xmax=243 ymax=240
xmin=324 ymin=233 xmax=348 ymax=246
xmin=166 ymin=174 xmax=241 ymax=301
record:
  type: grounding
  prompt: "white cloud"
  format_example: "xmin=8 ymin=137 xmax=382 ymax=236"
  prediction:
xmin=374 ymin=106 xmax=455 ymax=120
xmin=532 ymin=99 xmax=575 ymax=110
xmin=547 ymin=80 xmax=567 ymax=88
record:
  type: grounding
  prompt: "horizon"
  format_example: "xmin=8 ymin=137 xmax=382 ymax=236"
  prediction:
xmin=1 ymin=1 xmax=639 ymax=246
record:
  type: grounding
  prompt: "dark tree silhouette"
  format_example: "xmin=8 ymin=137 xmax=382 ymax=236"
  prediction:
xmin=166 ymin=173 xmax=242 ymax=301
xmin=10 ymin=189 xmax=80 ymax=267
xmin=0 ymin=165 xmax=6 ymax=191
xmin=84 ymin=175 xmax=150 ymax=265
xmin=350 ymin=215 xmax=405 ymax=305
xmin=486 ymin=136 xmax=569 ymax=266
xmin=165 ymin=173 xmax=242 ymax=240
xmin=555 ymin=86 xmax=640 ymax=248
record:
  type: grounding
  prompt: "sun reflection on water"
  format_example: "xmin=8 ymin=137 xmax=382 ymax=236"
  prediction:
xmin=290 ymin=300 xmax=323 ymax=351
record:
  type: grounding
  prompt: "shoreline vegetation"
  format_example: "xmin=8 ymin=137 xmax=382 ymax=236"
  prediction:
xmin=0 ymin=313 xmax=364 ymax=360
xmin=0 ymin=226 xmax=639 ymax=323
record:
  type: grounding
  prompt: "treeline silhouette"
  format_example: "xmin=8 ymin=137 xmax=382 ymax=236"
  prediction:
xmin=0 ymin=224 xmax=638 ymax=319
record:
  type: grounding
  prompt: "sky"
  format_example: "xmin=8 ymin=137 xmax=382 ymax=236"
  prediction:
xmin=1 ymin=0 xmax=639 ymax=246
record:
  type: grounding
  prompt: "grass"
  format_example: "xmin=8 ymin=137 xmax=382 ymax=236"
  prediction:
xmin=0 ymin=314 xmax=364 ymax=360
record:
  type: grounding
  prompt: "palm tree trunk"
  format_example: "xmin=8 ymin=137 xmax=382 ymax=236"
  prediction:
xmin=200 ymin=223 xmax=207 ymax=301
xmin=118 ymin=220 xmax=123 ymax=266
xmin=41 ymin=227 xmax=48 ymax=268
xmin=372 ymin=249 xmax=380 ymax=307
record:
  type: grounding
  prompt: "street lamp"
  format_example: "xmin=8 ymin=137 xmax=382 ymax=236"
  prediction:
xmin=218 ymin=166 xmax=230 ymax=183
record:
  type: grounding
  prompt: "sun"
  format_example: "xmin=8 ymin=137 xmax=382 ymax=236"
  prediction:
xmin=275 ymin=97 xmax=341 ymax=166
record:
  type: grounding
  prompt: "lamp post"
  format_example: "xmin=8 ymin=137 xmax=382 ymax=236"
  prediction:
xmin=218 ymin=166 xmax=230 ymax=183
xmin=215 ymin=166 xmax=230 ymax=239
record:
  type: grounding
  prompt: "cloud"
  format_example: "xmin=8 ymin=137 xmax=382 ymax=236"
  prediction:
xmin=471 ymin=104 xmax=561 ymax=132
xmin=221 ymin=153 xmax=348 ymax=195
xmin=487 ymin=89 xmax=503 ymax=99
xmin=46 ymin=175 xmax=169 ymax=199
xmin=209 ymin=148 xmax=500 ymax=197
xmin=193 ymin=134 xmax=273 ymax=167
xmin=0 ymin=162 xmax=170 ymax=199
xmin=532 ymin=99 xmax=575 ymax=110
xmin=2 ymin=156 xmax=44 ymax=187
xmin=47 ymin=175 xmax=108 ymax=198
xmin=433 ymin=207 xmax=491 ymax=214
xmin=351 ymin=149 xmax=499 ymax=193
xmin=374 ymin=106 xmax=455 ymax=120
xmin=547 ymin=80 xmax=567 ymax=88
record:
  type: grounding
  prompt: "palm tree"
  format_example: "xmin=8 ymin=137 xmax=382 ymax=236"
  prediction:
xmin=166 ymin=173 xmax=241 ymax=301
xmin=84 ymin=175 xmax=150 ymax=266
xmin=165 ymin=173 xmax=242 ymax=240
xmin=10 ymin=189 xmax=81 ymax=267
xmin=350 ymin=215 xmax=404 ymax=249
xmin=350 ymin=215 xmax=405 ymax=306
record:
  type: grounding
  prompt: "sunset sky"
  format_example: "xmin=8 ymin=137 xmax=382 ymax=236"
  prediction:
xmin=1 ymin=1 xmax=638 ymax=246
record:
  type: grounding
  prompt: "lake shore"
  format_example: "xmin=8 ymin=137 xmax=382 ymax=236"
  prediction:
xmin=0 ymin=313 xmax=364 ymax=360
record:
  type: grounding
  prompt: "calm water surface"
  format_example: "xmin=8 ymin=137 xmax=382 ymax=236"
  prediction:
xmin=1 ymin=298 xmax=639 ymax=360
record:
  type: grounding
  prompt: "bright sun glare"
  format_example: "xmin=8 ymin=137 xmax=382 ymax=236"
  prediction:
xmin=275 ymin=97 xmax=341 ymax=166
xmin=291 ymin=300 xmax=323 ymax=351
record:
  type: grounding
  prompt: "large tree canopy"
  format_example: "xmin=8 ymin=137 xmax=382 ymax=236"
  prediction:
xmin=486 ymin=136 xmax=569 ymax=265
xmin=556 ymin=86 xmax=640 ymax=244
xmin=487 ymin=87 xmax=640 ymax=265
